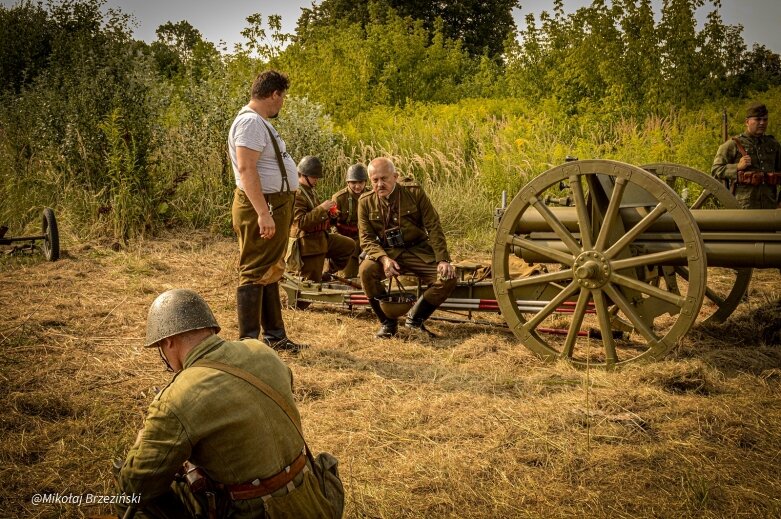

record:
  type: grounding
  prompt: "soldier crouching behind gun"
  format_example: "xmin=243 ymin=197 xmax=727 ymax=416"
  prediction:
xmin=290 ymin=156 xmax=355 ymax=282
xmin=116 ymin=289 xmax=336 ymax=518
xmin=330 ymin=163 xmax=371 ymax=279
xmin=711 ymin=102 xmax=781 ymax=209
xmin=357 ymin=157 xmax=457 ymax=339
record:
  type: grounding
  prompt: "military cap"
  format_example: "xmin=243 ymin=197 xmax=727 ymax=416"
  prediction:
xmin=746 ymin=103 xmax=768 ymax=119
xmin=297 ymin=156 xmax=323 ymax=178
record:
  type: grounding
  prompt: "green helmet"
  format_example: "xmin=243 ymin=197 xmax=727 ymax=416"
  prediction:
xmin=297 ymin=156 xmax=323 ymax=178
xmin=346 ymin=163 xmax=368 ymax=182
xmin=144 ymin=289 xmax=220 ymax=347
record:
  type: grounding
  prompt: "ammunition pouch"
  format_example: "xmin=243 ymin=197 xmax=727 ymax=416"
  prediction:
xmin=737 ymin=171 xmax=781 ymax=186
xmin=177 ymin=461 xmax=228 ymax=519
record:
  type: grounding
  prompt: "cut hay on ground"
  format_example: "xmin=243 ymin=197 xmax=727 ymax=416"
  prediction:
xmin=1 ymin=233 xmax=780 ymax=518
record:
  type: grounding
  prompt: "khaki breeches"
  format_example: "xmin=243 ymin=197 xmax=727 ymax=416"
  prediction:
xmin=232 ymin=189 xmax=294 ymax=286
xmin=299 ymin=233 xmax=356 ymax=282
xmin=359 ymin=251 xmax=457 ymax=306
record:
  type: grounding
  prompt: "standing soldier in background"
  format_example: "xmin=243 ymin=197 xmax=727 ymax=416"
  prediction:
xmin=711 ymin=102 xmax=781 ymax=209
xmin=358 ymin=157 xmax=458 ymax=338
xmin=290 ymin=156 xmax=355 ymax=282
xmin=330 ymin=163 xmax=371 ymax=278
xmin=229 ymin=69 xmax=305 ymax=352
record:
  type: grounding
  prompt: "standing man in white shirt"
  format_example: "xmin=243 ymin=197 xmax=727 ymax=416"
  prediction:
xmin=228 ymin=70 xmax=305 ymax=352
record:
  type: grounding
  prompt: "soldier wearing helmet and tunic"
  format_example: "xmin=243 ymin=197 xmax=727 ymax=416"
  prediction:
xmin=116 ymin=289 xmax=338 ymax=518
xmin=290 ymin=156 xmax=355 ymax=282
xmin=329 ymin=163 xmax=371 ymax=278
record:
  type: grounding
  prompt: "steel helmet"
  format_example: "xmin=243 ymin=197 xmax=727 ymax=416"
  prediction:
xmin=346 ymin=163 xmax=368 ymax=182
xmin=144 ymin=289 xmax=220 ymax=347
xmin=297 ymin=155 xmax=323 ymax=178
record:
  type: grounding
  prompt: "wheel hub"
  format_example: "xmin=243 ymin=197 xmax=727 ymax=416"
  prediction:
xmin=574 ymin=250 xmax=611 ymax=289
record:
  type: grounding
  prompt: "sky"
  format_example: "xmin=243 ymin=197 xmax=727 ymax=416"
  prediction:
xmin=2 ymin=0 xmax=780 ymax=53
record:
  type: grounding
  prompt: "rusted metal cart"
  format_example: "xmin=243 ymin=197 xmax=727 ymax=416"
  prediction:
xmin=283 ymin=160 xmax=780 ymax=367
xmin=0 ymin=208 xmax=60 ymax=261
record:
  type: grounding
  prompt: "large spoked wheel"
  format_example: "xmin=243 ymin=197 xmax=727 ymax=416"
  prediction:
xmin=641 ymin=163 xmax=751 ymax=324
xmin=41 ymin=207 xmax=60 ymax=262
xmin=492 ymin=160 xmax=706 ymax=368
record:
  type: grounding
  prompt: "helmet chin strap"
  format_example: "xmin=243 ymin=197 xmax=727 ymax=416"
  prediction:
xmin=157 ymin=345 xmax=175 ymax=373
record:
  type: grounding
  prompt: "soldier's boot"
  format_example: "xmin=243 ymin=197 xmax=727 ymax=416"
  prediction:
xmin=369 ymin=298 xmax=397 ymax=339
xmin=405 ymin=297 xmax=438 ymax=338
xmin=236 ymin=284 xmax=262 ymax=340
xmin=261 ymin=282 xmax=307 ymax=353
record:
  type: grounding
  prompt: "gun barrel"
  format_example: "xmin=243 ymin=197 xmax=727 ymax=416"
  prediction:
xmin=513 ymin=208 xmax=781 ymax=268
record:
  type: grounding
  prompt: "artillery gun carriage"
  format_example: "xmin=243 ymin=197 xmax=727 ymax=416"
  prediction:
xmin=283 ymin=160 xmax=780 ymax=367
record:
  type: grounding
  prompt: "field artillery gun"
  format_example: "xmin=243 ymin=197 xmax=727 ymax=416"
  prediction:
xmin=282 ymin=159 xmax=778 ymax=367
xmin=0 ymin=208 xmax=60 ymax=261
xmin=493 ymin=159 xmax=780 ymax=368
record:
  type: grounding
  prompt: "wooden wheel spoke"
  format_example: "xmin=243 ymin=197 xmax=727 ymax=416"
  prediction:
xmin=525 ymin=281 xmax=580 ymax=329
xmin=611 ymin=272 xmax=685 ymax=307
xmin=603 ymin=284 xmax=659 ymax=344
xmin=604 ymin=204 xmax=667 ymax=259
xmin=592 ymin=290 xmax=618 ymax=366
xmin=690 ymin=189 xmax=712 ymax=210
xmin=611 ymin=247 xmax=688 ymax=271
xmin=595 ymin=177 xmax=628 ymax=251
xmin=560 ymin=289 xmax=592 ymax=359
xmin=505 ymin=268 xmax=573 ymax=290
xmin=531 ymin=196 xmax=583 ymax=255
xmin=507 ymin=235 xmax=575 ymax=266
xmin=570 ymin=176 xmax=593 ymax=250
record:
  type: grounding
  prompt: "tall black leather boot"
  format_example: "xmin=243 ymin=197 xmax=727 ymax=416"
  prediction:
xmin=405 ymin=297 xmax=438 ymax=337
xmin=236 ymin=284 xmax=262 ymax=340
xmin=261 ymin=282 xmax=306 ymax=352
xmin=369 ymin=298 xmax=397 ymax=339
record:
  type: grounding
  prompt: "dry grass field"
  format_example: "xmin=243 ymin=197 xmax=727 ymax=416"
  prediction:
xmin=1 ymin=232 xmax=780 ymax=518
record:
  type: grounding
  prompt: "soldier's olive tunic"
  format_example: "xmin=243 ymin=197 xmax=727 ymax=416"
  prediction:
xmin=119 ymin=335 xmax=307 ymax=518
xmin=711 ymin=132 xmax=781 ymax=209
xmin=290 ymin=184 xmax=354 ymax=282
xmin=357 ymin=179 xmax=456 ymax=306
xmin=331 ymin=187 xmax=368 ymax=238
xmin=331 ymin=186 xmax=369 ymax=278
xmin=357 ymin=179 xmax=451 ymax=264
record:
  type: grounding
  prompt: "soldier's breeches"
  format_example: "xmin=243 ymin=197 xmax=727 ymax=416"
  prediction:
xmin=298 ymin=233 xmax=355 ymax=282
xmin=232 ymin=189 xmax=294 ymax=286
xmin=339 ymin=238 xmax=361 ymax=279
xmin=359 ymin=252 xmax=457 ymax=306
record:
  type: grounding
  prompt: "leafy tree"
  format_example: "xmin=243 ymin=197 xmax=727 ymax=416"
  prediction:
xmin=295 ymin=0 xmax=519 ymax=59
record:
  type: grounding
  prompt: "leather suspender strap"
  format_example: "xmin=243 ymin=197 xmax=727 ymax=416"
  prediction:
xmin=262 ymin=121 xmax=292 ymax=194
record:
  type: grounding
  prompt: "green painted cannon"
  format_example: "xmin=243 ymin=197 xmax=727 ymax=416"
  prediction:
xmin=492 ymin=160 xmax=780 ymax=368
xmin=282 ymin=159 xmax=778 ymax=367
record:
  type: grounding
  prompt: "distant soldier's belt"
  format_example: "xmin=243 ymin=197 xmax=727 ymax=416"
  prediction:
xmin=737 ymin=171 xmax=781 ymax=186
xmin=225 ymin=450 xmax=308 ymax=500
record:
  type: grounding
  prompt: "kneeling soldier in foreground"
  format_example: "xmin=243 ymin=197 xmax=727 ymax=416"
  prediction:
xmin=116 ymin=289 xmax=337 ymax=518
xmin=358 ymin=157 xmax=457 ymax=338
